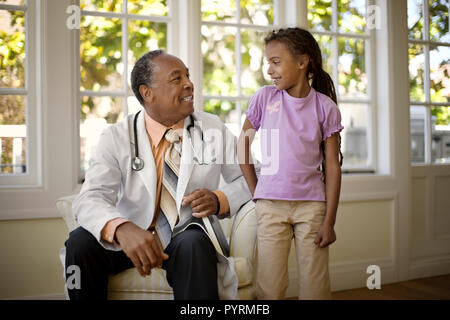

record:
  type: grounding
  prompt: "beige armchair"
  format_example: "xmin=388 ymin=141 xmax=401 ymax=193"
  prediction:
xmin=56 ymin=195 xmax=257 ymax=300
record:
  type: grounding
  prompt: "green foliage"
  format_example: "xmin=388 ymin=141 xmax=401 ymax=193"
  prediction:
xmin=0 ymin=10 xmax=25 ymax=89
xmin=432 ymin=106 xmax=450 ymax=125
xmin=308 ymin=0 xmax=332 ymax=31
xmin=203 ymin=100 xmax=235 ymax=123
xmin=429 ymin=0 xmax=449 ymax=42
xmin=408 ymin=0 xmax=449 ymax=125
xmin=0 ymin=9 xmax=26 ymax=126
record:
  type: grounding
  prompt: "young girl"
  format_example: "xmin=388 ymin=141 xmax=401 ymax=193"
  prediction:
xmin=238 ymin=27 xmax=344 ymax=300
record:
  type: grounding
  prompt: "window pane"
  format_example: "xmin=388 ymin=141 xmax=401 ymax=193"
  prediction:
xmin=240 ymin=99 xmax=262 ymax=162
xmin=408 ymin=0 xmax=424 ymax=39
xmin=202 ymin=25 xmax=236 ymax=96
xmin=339 ymin=103 xmax=369 ymax=167
xmin=338 ymin=37 xmax=367 ymax=99
xmin=80 ymin=16 xmax=123 ymax=91
xmin=308 ymin=0 xmax=332 ymax=32
xmin=314 ymin=34 xmax=333 ymax=76
xmin=429 ymin=0 xmax=449 ymax=42
xmin=202 ymin=0 xmax=236 ymax=23
xmin=0 ymin=95 xmax=26 ymax=174
xmin=80 ymin=96 xmax=123 ymax=172
xmin=338 ymin=0 xmax=366 ymax=34
xmin=410 ymin=105 xmax=427 ymax=163
xmin=128 ymin=20 xmax=167 ymax=88
xmin=128 ymin=0 xmax=168 ymax=16
xmin=432 ymin=106 xmax=450 ymax=163
xmin=409 ymin=43 xmax=425 ymax=102
xmin=0 ymin=10 xmax=25 ymax=88
xmin=240 ymin=0 xmax=273 ymax=25
xmin=127 ymin=95 xmax=143 ymax=115
xmin=430 ymin=45 xmax=450 ymax=103
xmin=241 ymin=29 xmax=271 ymax=96
xmin=203 ymin=99 xmax=236 ymax=124
xmin=80 ymin=0 xmax=122 ymax=13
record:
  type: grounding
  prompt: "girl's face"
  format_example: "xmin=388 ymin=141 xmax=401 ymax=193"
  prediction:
xmin=265 ymin=40 xmax=309 ymax=94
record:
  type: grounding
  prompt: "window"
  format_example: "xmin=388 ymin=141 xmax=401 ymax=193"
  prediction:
xmin=200 ymin=0 xmax=275 ymax=161
xmin=79 ymin=0 xmax=169 ymax=175
xmin=77 ymin=0 xmax=377 ymax=175
xmin=408 ymin=0 xmax=450 ymax=164
xmin=308 ymin=0 xmax=374 ymax=171
xmin=0 ymin=0 xmax=39 ymax=185
xmin=199 ymin=0 xmax=375 ymax=172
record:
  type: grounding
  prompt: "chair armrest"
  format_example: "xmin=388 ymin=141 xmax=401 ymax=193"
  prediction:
xmin=229 ymin=200 xmax=257 ymax=260
xmin=56 ymin=194 xmax=79 ymax=232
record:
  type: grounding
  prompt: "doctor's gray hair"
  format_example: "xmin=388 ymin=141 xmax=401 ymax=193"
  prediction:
xmin=131 ymin=49 xmax=165 ymax=106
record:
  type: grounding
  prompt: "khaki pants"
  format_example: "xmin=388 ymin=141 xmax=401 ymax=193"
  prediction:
xmin=255 ymin=199 xmax=331 ymax=300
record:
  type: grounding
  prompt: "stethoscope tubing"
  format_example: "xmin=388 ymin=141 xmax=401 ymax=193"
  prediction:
xmin=131 ymin=110 xmax=212 ymax=171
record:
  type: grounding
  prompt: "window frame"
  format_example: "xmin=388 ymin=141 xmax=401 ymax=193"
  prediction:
xmin=0 ymin=0 xmax=41 ymax=187
xmin=408 ymin=0 xmax=450 ymax=166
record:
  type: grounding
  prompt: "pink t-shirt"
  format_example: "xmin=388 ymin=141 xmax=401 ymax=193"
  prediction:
xmin=245 ymin=86 xmax=343 ymax=202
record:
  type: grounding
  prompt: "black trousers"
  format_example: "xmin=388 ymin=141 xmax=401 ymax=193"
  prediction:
xmin=64 ymin=225 xmax=219 ymax=300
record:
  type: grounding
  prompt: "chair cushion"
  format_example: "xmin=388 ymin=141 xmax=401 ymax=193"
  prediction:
xmin=107 ymin=256 xmax=254 ymax=294
xmin=108 ymin=268 xmax=172 ymax=293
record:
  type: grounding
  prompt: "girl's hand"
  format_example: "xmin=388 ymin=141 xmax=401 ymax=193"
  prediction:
xmin=314 ymin=223 xmax=336 ymax=248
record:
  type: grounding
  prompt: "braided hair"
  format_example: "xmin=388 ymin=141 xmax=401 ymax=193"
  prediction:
xmin=264 ymin=27 xmax=344 ymax=180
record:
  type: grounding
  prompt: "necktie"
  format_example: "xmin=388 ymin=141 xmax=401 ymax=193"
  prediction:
xmin=159 ymin=128 xmax=181 ymax=231
xmin=156 ymin=127 xmax=230 ymax=256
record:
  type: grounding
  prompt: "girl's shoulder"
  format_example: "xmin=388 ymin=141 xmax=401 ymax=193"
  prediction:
xmin=250 ymin=85 xmax=280 ymax=107
xmin=314 ymin=90 xmax=338 ymax=111
xmin=314 ymin=91 xmax=341 ymax=125
xmin=254 ymin=85 xmax=279 ymax=98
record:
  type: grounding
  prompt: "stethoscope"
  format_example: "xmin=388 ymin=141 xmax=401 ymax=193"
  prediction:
xmin=131 ymin=110 xmax=216 ymax=171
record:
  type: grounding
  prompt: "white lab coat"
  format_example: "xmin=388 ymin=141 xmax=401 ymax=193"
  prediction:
xmin=72 ymin=110 xmax=251 ymax=299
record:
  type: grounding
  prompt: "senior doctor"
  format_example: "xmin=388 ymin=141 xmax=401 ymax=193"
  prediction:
xmin=64 ymin=50 xmax=251 ymax=300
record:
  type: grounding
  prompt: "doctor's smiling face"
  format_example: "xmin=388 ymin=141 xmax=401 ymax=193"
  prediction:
xmin=137 ymin=52 xmax=194 ymax=127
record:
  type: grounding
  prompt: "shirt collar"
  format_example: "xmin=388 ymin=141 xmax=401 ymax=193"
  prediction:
xmin=144 ymin=111 xmax=184 ymax=148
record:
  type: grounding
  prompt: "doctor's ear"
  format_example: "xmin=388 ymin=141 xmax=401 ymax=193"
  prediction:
xmin=139 ymin=84 xmax=154 ymax=103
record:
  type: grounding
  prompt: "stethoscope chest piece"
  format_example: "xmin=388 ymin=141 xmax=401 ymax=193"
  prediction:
xmin=132 ymin=157 xmax=144 ymax=171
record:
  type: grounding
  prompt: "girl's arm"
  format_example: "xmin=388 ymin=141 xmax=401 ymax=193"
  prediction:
xmin=314 ymin=132 xmax=342 ymax=248
xmin=237 ymin=118 xmax=258 ymax=197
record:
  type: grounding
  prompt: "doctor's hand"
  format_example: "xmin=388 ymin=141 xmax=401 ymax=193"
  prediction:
xmin=182 ymin=189 xmax=219 ymax=218
xmin=115 ymin=222 xmax=169 ymax=277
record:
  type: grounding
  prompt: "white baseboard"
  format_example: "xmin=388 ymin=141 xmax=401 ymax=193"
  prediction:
xmin=409 ymin=254 xmax=450 ymax=280
xmin=329 ymin=258 xmax=397 ymax=292
xmin=15 ymin=293 xmax=66 ymax=300
xmin=286 ymin=254 xmax=450 ymax=298
xmin=286 ymin=258 xmax=397 ymax=298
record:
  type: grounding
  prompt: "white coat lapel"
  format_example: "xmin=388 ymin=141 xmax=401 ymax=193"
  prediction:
xmin=132 ymin=111 xmax=157 ymax=202
xmin=176 ymin=115 xmax=195 ymax=210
